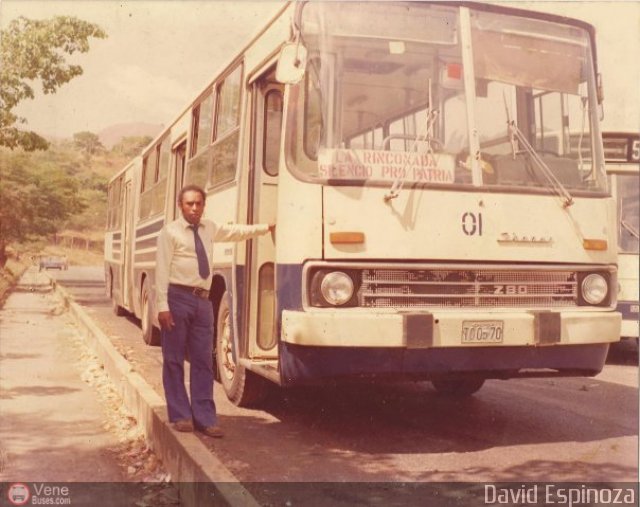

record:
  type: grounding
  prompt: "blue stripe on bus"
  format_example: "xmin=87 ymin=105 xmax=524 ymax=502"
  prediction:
xmin=275 ymin=263 xmax=304 ymax=347
xmin=617 ymin=301 xmax=640 ymax=320
xmin=135 ymin=237 xmax=159 ymax=250
xmin=276 ymin=264 xmax=304 ymax=312
xmin=279 ymin=343 xmax=609 ymax=386
xmin=136 ymin=219 xmax=164 ymax=238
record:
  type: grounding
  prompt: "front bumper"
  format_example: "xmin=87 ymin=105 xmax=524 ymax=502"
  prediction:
xmin=281 ymin=309 xmax=621 ymax=348
xmin=279 ymin=309 xmax=620 ymax=385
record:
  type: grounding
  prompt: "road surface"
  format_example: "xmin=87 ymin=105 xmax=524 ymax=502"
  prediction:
xmin=48 ymin=266 xmax=638 ymax=486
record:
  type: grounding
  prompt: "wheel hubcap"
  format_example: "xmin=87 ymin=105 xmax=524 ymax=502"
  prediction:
xmin=220 ymin=312 xmax=235 ymax=381
xmin=142 ymin=294 xmax=148 ymax=334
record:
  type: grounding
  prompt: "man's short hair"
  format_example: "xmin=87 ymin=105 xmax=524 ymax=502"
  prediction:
xmin=178 ymin=185 xmax=206 ymax=205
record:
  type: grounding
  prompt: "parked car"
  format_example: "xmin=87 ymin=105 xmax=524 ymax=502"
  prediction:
xmin=39 ymin=255 xmax=69 ymax=271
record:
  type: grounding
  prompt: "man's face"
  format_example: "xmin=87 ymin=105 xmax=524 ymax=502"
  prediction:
xmin=180 ymin=190 xmax=205 ymax=224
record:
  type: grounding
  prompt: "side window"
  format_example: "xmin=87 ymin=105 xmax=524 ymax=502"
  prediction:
xmin=196 ymin=93 xmax=214 ymax=155
xmin=158 ymin=139 xmax=171 ymax=181
xmin=107 ymin=176 xmax=124 ymax=230
xmin=106 ymin=186 xmax=113 ymax=230
xmin=141 ymin=149 xmax=156 ymax=192
xmin=210 ymin=64 xmax=243 ymax=187
xmin=154 ymin=138 xmax=170 ymax=215
xmin=116 ymin=177 xmax=124 ymax=229
xmin=187 ymin=93 xmax=214 ymax=188
xmin=263 ymin=89 xmax=283 ymax=176
xmin=140 ymin=134 xmax=171 ymax=219
xmin=216 ymin=66 xmax=242 ymax=138
xmin=190 ymin=105 xmax=200 ymax=157
xmin=140 ymin=154 xmax=153 ymax=219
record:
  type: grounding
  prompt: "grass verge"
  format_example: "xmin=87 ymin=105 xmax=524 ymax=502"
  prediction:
xmin=0 ymin=259 xmax=29 ymax=308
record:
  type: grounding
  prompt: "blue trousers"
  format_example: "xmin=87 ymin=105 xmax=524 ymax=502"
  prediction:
xmin=162 ymin=286 xmax=216 ymax=428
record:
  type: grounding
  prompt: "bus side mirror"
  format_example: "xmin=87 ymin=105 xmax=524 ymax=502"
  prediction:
xmin=596 ymin=73 xmax=604 ymax=121
xmin=276 ymin=42 xmax=307 ymax=84
xmin=596 ymin=73 xmax=604 ymax=104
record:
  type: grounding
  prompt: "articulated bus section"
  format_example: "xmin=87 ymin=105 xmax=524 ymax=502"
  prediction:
xmin=106 ymin=2 xmax=621 ymax=406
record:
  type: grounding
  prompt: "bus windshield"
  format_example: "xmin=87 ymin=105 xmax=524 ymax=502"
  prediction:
xmin=288 ymin=2 xmax=607 ymax=195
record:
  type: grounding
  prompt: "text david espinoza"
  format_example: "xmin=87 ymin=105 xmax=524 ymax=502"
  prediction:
xmin=484 ymin=484 xmax=636 ymax=506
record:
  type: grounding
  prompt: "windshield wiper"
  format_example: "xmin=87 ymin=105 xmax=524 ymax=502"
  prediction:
xmin=621 ymin=219 xmax=640 ymax=240
xmin=503 ymin=93 xmax=518 ymax=159
xmin=503 ymin=99 xmax=574 ymax=208
xmin=384 ymin=79 xmax=438 ymax=203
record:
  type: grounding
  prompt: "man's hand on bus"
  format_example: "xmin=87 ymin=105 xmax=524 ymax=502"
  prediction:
xmin=158 ymin=311 xmax=175 ymax=331
xmin=268 ymin=223 xmax=276 ymax=239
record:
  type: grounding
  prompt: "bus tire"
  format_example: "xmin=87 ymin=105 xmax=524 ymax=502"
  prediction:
xmin=216 ymin=291 xmax=267 ymax=407
xmin=112 ymin=299 xmax=126 ymax=317
xmin=108 ymin=270 xmax=126 ymax=316
xmin=141 ymin=278 xmax=161 ymax=346
xmin=432 ymin=377 xmax=485 ymax=397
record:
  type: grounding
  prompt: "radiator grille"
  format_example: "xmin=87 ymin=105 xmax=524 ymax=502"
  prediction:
xmin=359 ymin=268 xmax=577 ymax=309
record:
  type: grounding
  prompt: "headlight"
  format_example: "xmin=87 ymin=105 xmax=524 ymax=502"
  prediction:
xmin=320 ymin=271 xmax=354 ymax=306
xmin=581 ymin=273 xmax=608 ymax=305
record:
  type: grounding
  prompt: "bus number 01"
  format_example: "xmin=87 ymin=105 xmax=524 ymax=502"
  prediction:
xmin=462 ymin=212 xmax=483 ymax=236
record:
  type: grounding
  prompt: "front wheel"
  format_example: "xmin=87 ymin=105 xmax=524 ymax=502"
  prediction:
xmin=216 ymin=291 xmax=267 ymax=407
xmin=432 ymin=377 xmax=485 ymax=397
xmin=141 ymin=278 xmax=161 ymax=346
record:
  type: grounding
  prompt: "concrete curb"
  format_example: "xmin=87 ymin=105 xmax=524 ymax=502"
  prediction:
xmin=53 ymin=282 xmax=260 ymax=507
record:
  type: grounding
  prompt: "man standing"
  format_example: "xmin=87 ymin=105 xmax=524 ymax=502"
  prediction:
xmin=155 ymin=184 xmax=274 ymax=437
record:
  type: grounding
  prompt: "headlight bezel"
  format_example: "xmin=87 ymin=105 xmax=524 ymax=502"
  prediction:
xmin=309 ymin=268 xmax=360 ymax=307
xmin=578 ymin=271 xmax=611 ymax=307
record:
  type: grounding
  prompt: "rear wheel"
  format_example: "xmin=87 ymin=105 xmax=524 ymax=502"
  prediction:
xmin=432 ymin=377 xmax=485 ymax=397
xmin=216 ymin=291 xmax=267 ymax=406
xmin=109 ymin=271 xmax=126 ymax=317
xmin=141 ymin=278 xmax=161 ymax=346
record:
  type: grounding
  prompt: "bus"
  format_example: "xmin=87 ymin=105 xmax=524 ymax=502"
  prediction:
xmin=105 ymin=1 xmax=620 ymax=406
xmin=603 ymin=133 xmax=639 ymax=341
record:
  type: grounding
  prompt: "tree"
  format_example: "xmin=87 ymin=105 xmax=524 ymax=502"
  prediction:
xmin=73 ymin=131 xmax=104 ymax=156
xmin=0 ymin=16 xmax=106 ymax=151
xmin=111 ymin=135 xmax=153 ymax=158
xmin=0 ymin=152 xmax=86 ymax=266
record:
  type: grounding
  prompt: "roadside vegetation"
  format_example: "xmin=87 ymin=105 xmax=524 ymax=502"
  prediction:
xmin=0 ymin=15 xmax=153 ymax=268
xmin=0 ymin=258 xmax=29 ymax=307
xmin=0 ymin=136 xmax=151 ymax=267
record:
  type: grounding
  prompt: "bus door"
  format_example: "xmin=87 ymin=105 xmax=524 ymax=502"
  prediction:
xmin=122 ymin=180 xmax=133 ymax=309
xmin=171 ymin=141 xmax=187 ymax=220
xmin=246 ymin=66 xmax=283 ymax=359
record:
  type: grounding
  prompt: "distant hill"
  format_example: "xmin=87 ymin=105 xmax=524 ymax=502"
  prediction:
xmin=98 ymin=122 xmax=163 ymax=149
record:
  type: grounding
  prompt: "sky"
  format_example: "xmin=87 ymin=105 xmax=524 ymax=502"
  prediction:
xmin=1 ymin=0 xmax=638 ymax=140
xmin=0 ymin=1 xmax=283 ymax=139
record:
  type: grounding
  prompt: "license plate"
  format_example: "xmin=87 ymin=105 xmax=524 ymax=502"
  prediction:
xmin=461 ymin=320 xmax=504 ymax=344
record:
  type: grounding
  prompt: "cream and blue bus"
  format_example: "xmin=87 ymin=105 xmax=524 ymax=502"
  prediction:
xmin=106 ymin=1 xmax=620 ymax=405
xmin=603 ymin=133 xmax=639 ymax=341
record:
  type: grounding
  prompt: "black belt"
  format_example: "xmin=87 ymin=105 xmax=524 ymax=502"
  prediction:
xmin=170 ymin=283 xmax=210 ymax=299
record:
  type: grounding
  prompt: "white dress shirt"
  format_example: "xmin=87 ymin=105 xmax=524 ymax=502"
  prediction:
xmin=155 ymin=216 xmax=270 ymax=312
